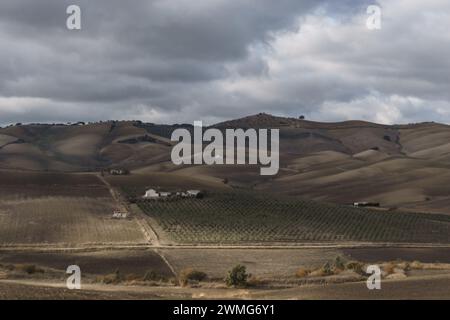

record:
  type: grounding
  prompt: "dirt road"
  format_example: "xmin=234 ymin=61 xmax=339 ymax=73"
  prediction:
xmin=1 ymin=273 xmax=450 ymax=299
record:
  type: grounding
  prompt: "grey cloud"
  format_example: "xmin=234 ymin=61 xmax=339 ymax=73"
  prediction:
xmin=0 ymin=0 xmax=320 ymax=112
xmin=0 ymin=0 xmax=450 ymax=126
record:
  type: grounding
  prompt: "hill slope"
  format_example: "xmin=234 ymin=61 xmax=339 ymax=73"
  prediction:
xmin=1 ymin=114 xmax=450 ymax=213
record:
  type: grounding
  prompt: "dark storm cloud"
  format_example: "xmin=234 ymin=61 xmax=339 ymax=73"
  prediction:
xmin=0 ymin=0 xmax=449 ymax=125
xmin=0 ymin=0 xmax=321 ymax=119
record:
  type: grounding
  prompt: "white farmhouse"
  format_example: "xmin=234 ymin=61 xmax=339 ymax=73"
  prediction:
xmin=143 ymin=189 xmax=159 ymax=199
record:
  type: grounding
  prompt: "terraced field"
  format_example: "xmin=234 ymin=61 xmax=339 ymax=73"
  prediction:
xmin=135 ymin=192 xmax=450 ymax=244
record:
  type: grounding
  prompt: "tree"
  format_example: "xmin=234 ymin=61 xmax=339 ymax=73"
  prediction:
xmin=299 ymin=115 xmax=305 ymax=120
xmin=225 ymin=264 xmax=249 ymax=287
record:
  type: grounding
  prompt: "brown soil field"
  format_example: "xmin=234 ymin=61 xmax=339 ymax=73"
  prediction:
xmin=0 ymin=171 xmax=145 ymax=245
xmin=0 ymin=170 xmax=103 ymax=186
xmin=0 ymin=197 xmax=145 ymax=244
xmin=0 ymin=281 xmax=162 ymax=300
xmin=251 ymin=274 xmax=450 ymax=299
xmin=106 ymin=172 xmax=229 ymax=192
xmin=343 ymin=247 xmax=450 ymax=264
xmin=0 ymin=249 xmax=174 ymax=277
xmin=0 ymin=170 xmax=109 ymax=198
xmin=161 ymin=248 xmax=343 ymax=279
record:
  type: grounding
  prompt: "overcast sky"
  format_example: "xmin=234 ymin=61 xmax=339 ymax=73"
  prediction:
xmin=0 ymin=0 xmax=449 ymax=125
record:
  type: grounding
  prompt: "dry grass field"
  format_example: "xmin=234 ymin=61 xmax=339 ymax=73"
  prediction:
xmin=0 ymin=170 xmax=110 ymax=198
xmin=106 ymin=171 xmax=229 ymax=192
xmin=0 ymin=170 xmax=145 ymax=245
xmin=0 ymin=197 xmax=144 ymax=245
xmin=0 ymin=281 xmax=164 ymax=300
xmin=161 ymin=248 xmax=342 ymax=279
xmin=2 ymin=249 xmax=450 ymax=299
xmin=0 ymin=275 xmax=449 ymax=300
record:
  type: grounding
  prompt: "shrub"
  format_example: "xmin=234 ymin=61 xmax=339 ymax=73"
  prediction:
xmin=383 ymin=262 xmax=396 ymax=275
xmin=179 ymin=268 xmax=207 ymax=287
xmin=4 ymin=264 xmax=16 ymax=271
xmin=318 ymin=262 xmax=333 ymax=276
xmin=100 ymin=269 xmax=123 ymax=284
xmin=125 ymin=273 xmax=141 ymax=282
xmin=345 ymin=261 xmax=366 ymax=275
xmin=410 ymin=261 xmax=423 ymax=270
xmin=396 ymin=261 xmax=411 ymax=271
xmin=295 ymin=267 xmax=310 ymax=278
xmin=144 ymin=270 xmax=167 ymax=282
xmin=333 ymin=256 xmax=345 ymax=271
xmin=247 ymin=275 xmax=265 ymax=287
xmin=16 ymin=264 xmax=44 ymax=274
xmin=225 ymin=264 xmax=249 ymax=287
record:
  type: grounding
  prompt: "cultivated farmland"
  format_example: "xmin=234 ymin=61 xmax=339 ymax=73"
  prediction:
xmin=0 ymin=170 xmax=145 ymax=245
xmin=135 ymin=191 xmax=450 ymax=244
xmin=0 ymin=197 xmax=145 ymax=244
xmin=0 ymin=249 xmax=173 ymax=277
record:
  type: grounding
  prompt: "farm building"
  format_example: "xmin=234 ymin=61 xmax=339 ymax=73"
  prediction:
xmin=177 ymin=190 xmax=204 ymax=198
xmin=143 ymin=189 xmax=159 ymax=199
xmin=108 ymin=168 xmax=130 ymax=175
xmin=112 ymin=211 xmax=128 ymax=219
xmin=143 ymin=189 xmax=203 ymax=200
xmin=143 ymin=189 xmax=172 ymax=199
xmin=159 ymin=192 xmax=172 ymax=198
xmin=186 ymin=190 xmax=204 ymax=198
xmin=353 ymin=202 xmax=380 ymax=208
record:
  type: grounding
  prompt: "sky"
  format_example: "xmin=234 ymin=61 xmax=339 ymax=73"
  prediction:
xmin=0 ymin=0 xmax=449 ymax=126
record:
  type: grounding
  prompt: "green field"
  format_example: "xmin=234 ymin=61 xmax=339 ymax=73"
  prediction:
xmin=134 ymin=191 xmax=450 ymax=244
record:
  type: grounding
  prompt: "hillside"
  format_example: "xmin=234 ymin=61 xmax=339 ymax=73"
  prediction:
xmin=2 ymin=114 xmax=450 ymax=213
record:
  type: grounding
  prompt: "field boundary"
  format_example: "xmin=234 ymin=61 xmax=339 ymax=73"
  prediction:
xmin=1 ymin=242 xmax=450 ymax=253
